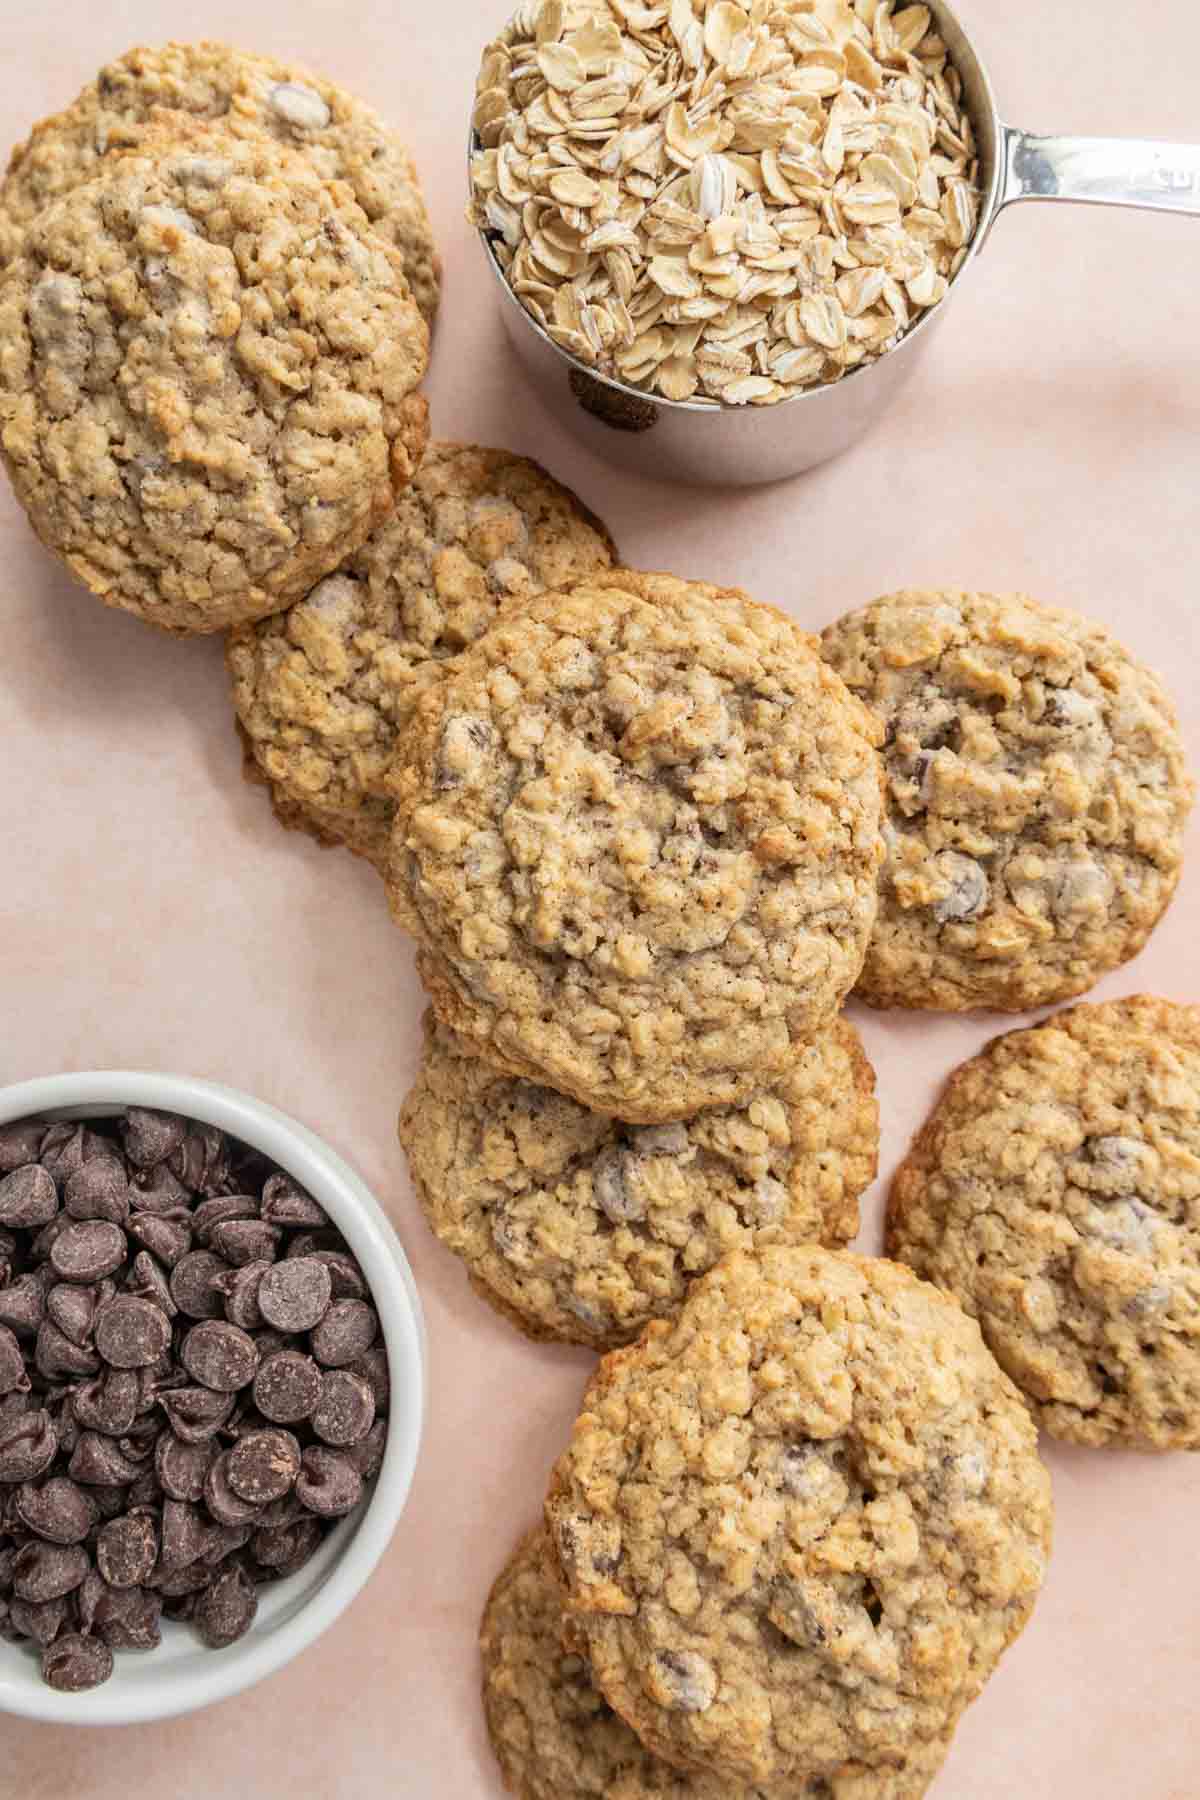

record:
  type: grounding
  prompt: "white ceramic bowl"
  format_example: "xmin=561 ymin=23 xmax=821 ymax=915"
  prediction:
xmin=0 ymin=1071 xmax=426 ymax=1726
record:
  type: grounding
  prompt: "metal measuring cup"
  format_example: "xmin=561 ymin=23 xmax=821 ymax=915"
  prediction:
xmin=473 ymin=0 xmax=1200 ymax=487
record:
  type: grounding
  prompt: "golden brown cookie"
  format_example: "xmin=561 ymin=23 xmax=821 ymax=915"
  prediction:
xmin=388 ymin=572 xmax=884 ymax=1121
xmin=0 ymin=39 xmax=439 ymax=321
xmin=889 ymin=995 xmax=1200 ymax=1449
xmin=399 ymin=1010 xmax=876 ymax=1349
xmin=481 ymin=1528 xmax=949 ymax=1800
xmin=227 ymin=443 xmax=617 ymax=867
xmin=820 ymin=589 xmax=1192 ymax=1011
xmin=545 ymin=1246 xmax=1052 ymax=1789
xmin=0 ymin=125 xmax=429 ymax=634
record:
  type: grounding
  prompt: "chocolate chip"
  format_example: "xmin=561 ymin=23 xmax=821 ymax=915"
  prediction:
xmin=226 ymin=1429 xmax=301 ymax=1504
xmin=92 ymin=1582 xmax=162 ymax=1651
xmin=96 ymin=1512 xmax=158 ymax=1588
xmin=169 ymin=1126 xmax=230 ymax=1196
xmin=259 ymin=1174 xmax=328 ymax=1229
xmin=253 ymin=1351 xmax=321 ymax=1424
xmin=64 ymin=1160 xmax=129 ymax=1224
xmin=252 ymin=1515 xmax=324 ymax=1578
xmin=203 ymin=1452 xmax=263 ymax=1527
xmin=50 ymin=1220 xmax=127 ymax=1284
xmin=653 ymin=1649 xmax=717 ymax=1712
xmin=11 ymin=1593 xmax=71 ymax=1646
xmin=36 ymin=1319 xmax=99 ymax=1380
xmin=43 ymin=1632 xmax=113 ymax=1691
xmin=211 ymin=1220 xmax=281 ymax=1267
xmin=15 ymin=1477 xmax=97 ymax=1544
xmin=124 ymin=1250 xmax=177 ymax=1317
xmin=72 ymin=1367 xmax=140 ymax=1436
xmin=0 ymin=1409 xmax=57 ymax=1481
xmin=37 ymin=1125 xmax=87 ymax=1184
xmin=93 ymin=1297 xmax=171 ymax=1368
xmin=12 ymin=1541 xmax=89 ymax=1602
xmin=194 ymin=1561 xmax=257 ymax=1649
xmin=46 ymin=1284 xmax=98 ymax=1347
xmin=257 ymin=1258 xmax=332 ymax=1333
xmin=68 ymin=1431 xmax=144 ymax=1486
xmin=0 ymin=1122 xmax=45 ymax=1174
xmin=312 ymin=1370 xmax=375 ymax=1447
xmin=155 ymin=1433 xmax=212 ymax=1503
xmin=122 ymin=1109 xmax=187 ymax=1170
xmin=126 ymin=1211 xmax=191 ymax=1267
xmin=295 ymin=1447 xmax=363 ymax=1518
xmin=158 ymin=1386 xmax=234 ymax=1445
xmin=216 ymin=1260 xmax=269 ymax=1331
xmin=344 ymin=1418 xmax=387 ymax=1482
xmin=0 ymin=1324 xmax=30 ymax=1394
xmin=310 ymin=1299 xmax=377 ymax=1367
xmin=0 ymin=1166 xmax=58 ymax=1229
xmin=129 ymin=1163 xmax=191 ymax=1214
xmin=160 ymin=1498 xmax=217 ymax=1570
xmin=310 ymin=1249 xmax=368 ymax=1300
xmin=170 ymin=1249 xmax=231 ymax=1320
xmin=191 ymin=1195 xmax=257 ymax=1245
xmin=0 ymin=1271 xmax=50 ymax=1336
xmin=352 ymin=1347 xmax=390 ymax=1416
xmin=181 ymin=1322 xmax=258 ymax=1392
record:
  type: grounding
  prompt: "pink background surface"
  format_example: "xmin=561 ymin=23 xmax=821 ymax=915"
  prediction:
xmin=2 ymin=0 xmax=1199 ymax=1793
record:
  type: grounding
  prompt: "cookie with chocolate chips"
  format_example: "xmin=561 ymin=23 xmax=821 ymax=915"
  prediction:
xmin=399 ymin=1011 xmax=877 ymax=1349
xmin=889 ymin=995 xmax=1200 ymax=1449
xmin=545 ymin=1246 xmax=1051 ymax=1790
xmin=389 ymin=571 xmax=883 ymax=1121
xmin=227 ymin=443 xmax=617 ymax=868
xmin=820 ymin=589 xmax=1192 ymax=1011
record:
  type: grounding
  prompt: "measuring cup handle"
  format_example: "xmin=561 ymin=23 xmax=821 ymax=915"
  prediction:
xmin=999 ymin=126 xmax=1200 ymax=218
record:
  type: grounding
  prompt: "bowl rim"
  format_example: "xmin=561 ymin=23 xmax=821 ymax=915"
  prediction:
xmin=0 ymin=1069 xmax=427 ymax=1727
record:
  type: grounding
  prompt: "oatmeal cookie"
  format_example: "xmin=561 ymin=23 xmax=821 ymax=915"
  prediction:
xmin=0 ymin=40 xmax=439 ymax=321
xmin=481 ymin=1528 xmax=948 ymax=1800
xmin=0 ymin=124 xmax=429 ymax=633
xmin=388 ymin=572 xmax=883 ymax=1121
xmin=545 ymin=1246 xmax=1052 ymax=1789
xmin=228 ymin=443 xmax=617 ymax=867
xmin=399 ymin=1011 xmax=876 ymax=1349
xmin=820 ymin=589 xmax=1192 ymax=1012
xmin=888 ymin=995 xmax=1200 ymax=1449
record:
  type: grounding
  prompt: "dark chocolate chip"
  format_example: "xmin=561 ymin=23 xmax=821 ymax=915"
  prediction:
xmin=169 ymin=1249 xmax=231 ymax=1320
xmin=15 ymin=1477 xmax=97 ymax=1544
xmin=67 ymin=1431 xmax=145 ymax=1487
xmin=295 ymin=1447 xmax=363 ymax=1518
xmin=203 ymin=1452 xmax=263 ymax=1527
xmin=63 ymin=1160 xmax=129 ymax=1225
xmin=251 ymin=1515 xmax=324 ymax=1578
xmin=257 ymin=1258 xmax=332 ymax=1333
xmin=50 ymin=1220 xmax=127 ymax=1284
xmin=194 ymin=1561 xmax=257 ymax=1649
xmin=42 ymin=1631 xmax=113 ymax=1691
xmin=0 ymin=1165 xmax=59 ymax=1229
xmin=214 ymin=1260 xmax=270 ymax=1332
xmin=252 ymin=1351 xmax=321 ymax=1425
xmin=310 ymin=1299 xmax=377 ymax=1368
xmin=210 ymin=1219 xmax=281 ymax=1267
xmin=96 ymin=1512 xmax=158 ymax=1588
xmin=12 ymin=1540 xmax=89 ymax=1602
xmin=191 ymin=1195 xmax=258 ymax=1245
xmin=126 ymin=1211 xmax=191 ymax=1268
xmin=157 ymin=1386 xmax=234 ymax=1445
xmin=0 ymin=1409 xmax=57 ymax=1481
xmin=180 ymin=1322 xmax=258 ymax=1393
xmin=351 ymin=1347 xmax=390 ymax=1416
xmin=93 ymin=1298 xmax=172 ymax=1368
xmin=36 ymin=1320 xmax=100 ymax=1381
xmin=0 ymin=1271 xmax=50 ymax=1336
xmin=46 ymin=1284 xmax=98 ymax=1348
xmin=0 ymin=1324 xmax=30 ymax=1394
xmin=312 ymin=1370 xmax=375 ymax=1447
xmin=122 ymin=1109 xmax=187 ymax=1170
xmin=226 ymin=1429 xmax=300 ymax=1505
xmin=154 ymin=1433 xmax=212 ymax=1504
xmin=10 ymin=1592 xmax=71 ymax=1646
xmin=124 ymin=1251 xmax=177 ymax=1317
xmin=344 ymin=1418 xmax=387 ymax=1482
xmin=259 ymin=1174 xmax=328 ymax=1229
xmin=0 ymin=1122 xmax=45 ymax=1174
xmin=92 ymin=1582 xmax=162 ymax=1650
xmin=310 ymin=1250 xmax=368 ymax=1301
xmin=72 ymin=1368 xmax=140 ymax=1437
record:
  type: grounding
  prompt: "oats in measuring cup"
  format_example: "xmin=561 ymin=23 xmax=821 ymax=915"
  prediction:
xmin=469 ymin=0 xmax=979 ymax=406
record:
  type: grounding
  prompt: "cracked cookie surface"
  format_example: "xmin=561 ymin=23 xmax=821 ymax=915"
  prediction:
xmin=820 ymin=589 xmax=1192 ymax=1012
xmin=400 ymin=1010 xmax=876 ymax=1349
xmin=388 ymin=571 xmax=884 ymax=1121
xmin=0 ymin=39 xmax=440 ymax=322
xmin=228 ymin=443 xmax=616 ymax=866
xmin=0 ymin=124 xmax=429 ymax=633
xmin=544 ymin=1246 xmax=1051 ymax=1789
xmin=888 ymin=995 xmax=1200 ymax=1449
xmin=481 ymin=1528 xmax=948 ymax=1800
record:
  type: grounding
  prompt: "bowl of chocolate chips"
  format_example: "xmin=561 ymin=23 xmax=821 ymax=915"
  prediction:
xmin=0 ymin=1071 xmax=425 ymax=1724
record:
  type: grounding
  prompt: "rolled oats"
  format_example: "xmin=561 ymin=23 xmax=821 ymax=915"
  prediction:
xmin=469 ymin=0 xmax=978 ymax=404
